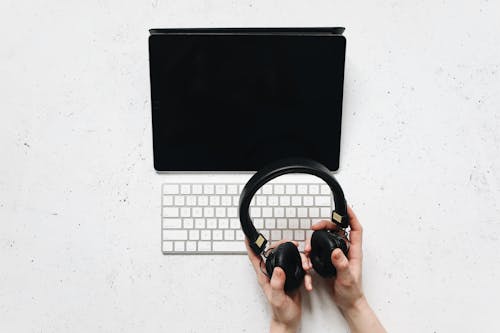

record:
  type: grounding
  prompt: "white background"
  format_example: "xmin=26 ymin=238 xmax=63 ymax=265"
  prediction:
xmin=1 ymin=1 xmax=500 ymax=332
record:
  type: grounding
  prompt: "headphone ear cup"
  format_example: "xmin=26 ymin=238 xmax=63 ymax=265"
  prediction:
xmin=310 ymin=230 xmax=348 ymax=278
xmin=265 ymin=242 xmax=305 ymax=292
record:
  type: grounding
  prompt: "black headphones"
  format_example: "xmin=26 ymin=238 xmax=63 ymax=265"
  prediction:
xmin=239 ymin=158 xmax=350 ymax=291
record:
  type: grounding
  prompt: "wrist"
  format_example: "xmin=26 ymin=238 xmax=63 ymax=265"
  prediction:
xmin=270 ymin=318 xmax=299 ymax=333
xmin=339 ymin=295 xmax=370 ymax=320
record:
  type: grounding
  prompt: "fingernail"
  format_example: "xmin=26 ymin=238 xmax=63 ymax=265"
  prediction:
xmin=333 ymin=250 xmax=340 ymax=259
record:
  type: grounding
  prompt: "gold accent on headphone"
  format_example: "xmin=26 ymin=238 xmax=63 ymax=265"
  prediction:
xmin=332 ymin=211 xmax=343 ymax=224
xmin=255 ymin=235 xmax=265 ymax=247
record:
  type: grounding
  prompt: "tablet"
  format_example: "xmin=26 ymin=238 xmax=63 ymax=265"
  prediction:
xmin=149 ymin=28 xmax=346 ymax=171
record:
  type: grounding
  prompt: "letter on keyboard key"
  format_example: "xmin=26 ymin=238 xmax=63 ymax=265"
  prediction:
xmin=280 ymin=196 xmax=290 ymax=206
xmin=254 ymin=218 xmax=264 ymax=229
xmin=227 ymin=184 xmax=238 ymax=194
xmin=297 ymin=208 xmax=308 ymax=217
xmin=268 ymin=196 xmax=278 ymax=206
xmin=213 ymin=230 xmax=223 ymax=240
xmin=303 ymin=196 xmax=313 ymax=206
xmin=189 ymin=230 xmax=200 ymax=240
xmin=163 ymin=218 xmax=181 ymax=229
xmin=277 ymin=218 xmax=287 ymax=228
xmin=186 ymin=195 xmax=196 ymax=205
xmin=163 ymin=207 xmax=179 ymax=218
xmin=163 ymin=195 xmax=173 ymax=206
xmin=283 ymin=230 xmax=293 ymax=240
xmin=309 ymin=185 xmax=319 ymax=194
xmin=285 ymin=207 xmax=296 ymax=218
xmin=221 ymin=196 xmax=232 ymax=206
xmin=212 ymin=241 xmax=245 ymax=252
xmin=192 ymin=184 xmax=202 ymax=194
xmin=207 ymin=219 xmax=217 ymax=229
xmin=204 ymin=184 xmax=214 ymax=194
xmin=192 ymin=207 xmax=203 ymax=217
xmin=183 ymin=218 xmax=194 ymax=228
xmin=286 ymin=184 xmax=296 ymax=194
xmin=235 ymin=230 xmax=245 ymax=240
xmin=230 ymin=219 xmax=240 ymax=229
xmin=163 ymin=241 xmax=173 ymax=252
xmin=198 ymin=241 xmax=211 ymax=251
xmin=180 ymin=185 xmax=190 ymax=194
xmin=180 ymin=207 xmax=191 ymax=217
xmin=195 ymin=219 xmax=205 ymax=229
xmin=163 ymin=230 xmax=188 ymax=240
xmin=218 ymin=218 xmax=229 ymax=229
xmin=201 ymin=230 xmax=211 ymax=240
xmin=265 ymin=218 xmax=276 ymax=229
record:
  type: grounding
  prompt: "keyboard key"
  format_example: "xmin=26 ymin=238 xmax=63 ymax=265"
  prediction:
xmin=186 ymin=241 xmax=196 ymax=251
xmin=262 ymin=185 xmax=272 ymax=194
xmin=227 ymin=185 xmax=238 ymax=194
xmin=180 ymin=207 xmax=191 ymax=217
xmin=163 ymin=195 xmax=173 ymax=205
xmin=227 ymin=207 xmax=238 ymax=217
xmin=268 ymin=196 xmax=279 ymax=206
xmin=215 ymin=185 xmax=226 ymax=194
xmin=198 ymin=241 xmax=211 ymax=251
xmin=235 ymin=230 xmax=245 ymax=240
xmin=221 ymin=196 xmax=232 ymax=206
xmin=291 ymin=197 xmax=302 ymax=206
xmin=294 ymin=230 xmax=305 ymax=240
xmin=283 ymin=230 xmax=293 ymax=240
xmin=163 ymin=230 xmax=187 ymax=240
xmin=309 ymin=207 xmax=320 ymax=218
xmin=224 ymin=230 xmax=235 ymax=240
xmin=195 ymin=219 xmax=205 ymax=229
xmin=230 ymin=219 xmax=240 ymax=229
xmin=207 ymin=219 xmax=217 ymax=229
xmin=163 ymin=207 xmax=179 ymax=217
xmin=277 ymin=218 xmax=287 ymax=228
xmin=315 ymin=196 xmax=331 ymax=206
xmin=204 ymin=207 xmax=214 ymax=217
xmin=265 ymin=218 xmax=276 ymax=229
xmin=164 ymin=184 xmax=179 ymax=194
xmin=233 ymin=196 xmax=239 ymax=206
xmin=189 ymin=230 xmax=199 ymax=240
xmin=254 ymin=218 xmax=264 ymax=229
xmin=174 ymin=241 xmax=185 ymax=251
xmin=210 ymin=196 xmax=220 ymax=206
xmin=320 ymin=185 xmax=330 ymax=194
xmin=271 ymin=230 xmax=282 ymax=240
xmin=321 ymin=207 xmax=331 ymax=218
xmin=285 ymin=207 xmax=296 ymax=218
xmin=297 ymin=208 xmax=308 ymax=217
xmin=279 ymin=196 xmax=290 ymax=206
xmin=262 ymin=208 xmax=273 ymax=217
xmin=163 ymin=241 xmax=173 ymax=252
xmin=250 ymin=207 xmax=261 ymax=218
xmin=218 ymin=218 xmax=229 ymax=229
xmin=261 ymin=230 xmax=270 ymax=239
xmin=300 ymin=219 xmax=311 ymax=229
xmin=198 ymin=196 xmax=208 ymax=206
xmin=183 ymin=218 xmax=194 ymax=228
xmin=274 ymin=185 xmax=284 ymax=194
xmin=186 ymin=195 xmax=197 ymax=205
xmin=285 ymin=184 xmax=296 ymax=194
xmin=201 ymin=230 xmax=211 ymax=240
xmin=297 ymin=185 xmax=308 ymax=194
xmin=215 ymin=207 xmax=226 ymax=217
xmin=163 ymin=218 xmax=181 ymax=229
xmin=213 ymin=241 xmax=245 ymax=252
xmin=192 ymin=184 xmax=202 ymax=194
xmin=274 ymin=207 xmax=284 ymax=218
xmin=192 ymin=207 xmax=203 ymax=217
xmin=204 ymin=184 xmax=214 ymax=194
xmin=180 ymin=184 xmax=191 ymax=194
xmin=256 ymin=196 xmax=267 ymax=206
xmin=309 ymin=185 xmax=319 ymax=194
xmin=303 ymin=196 xmax=314 ymax=206
xmin=213 ymin=230 xmax=223 ymax=240
xmin=289 ymin=219 xmax=299 ymax=228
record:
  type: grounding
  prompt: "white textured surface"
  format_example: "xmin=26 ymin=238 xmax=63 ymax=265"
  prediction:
xmin=1 ymin=1 xmax=500 ymax=332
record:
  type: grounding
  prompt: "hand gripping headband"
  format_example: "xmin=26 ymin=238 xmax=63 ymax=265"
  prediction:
xmin=239 ymin=158 xmax=349 ymax=255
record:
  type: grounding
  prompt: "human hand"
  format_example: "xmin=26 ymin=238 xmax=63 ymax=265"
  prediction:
xmin=245 ymin=239 xmax=312 ymax=333
xmin=304 ymin=206 xmax=386 ymax=333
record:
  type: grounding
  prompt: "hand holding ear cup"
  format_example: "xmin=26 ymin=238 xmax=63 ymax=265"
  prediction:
xmin=310 ymin=230 xmax=349 ymax=277
xmin=265 ymin=242 xmax=305 ymax=292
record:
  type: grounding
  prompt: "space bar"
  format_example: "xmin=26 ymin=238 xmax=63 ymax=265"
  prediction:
xmin=212 ymin=241 xmax=246 ymax=252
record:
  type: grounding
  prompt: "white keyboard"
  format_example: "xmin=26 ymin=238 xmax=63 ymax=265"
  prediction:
xmin=161 ymin=179 xmax=333 ymax=254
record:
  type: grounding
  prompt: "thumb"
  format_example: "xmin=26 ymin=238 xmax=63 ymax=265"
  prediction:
xmin=270 ymin=267 xmax=286 ymax=301
xmin=331 ymin=248 xmax=350 ymax=278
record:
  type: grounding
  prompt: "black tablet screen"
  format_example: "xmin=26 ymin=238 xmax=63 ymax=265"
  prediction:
xmin=149 ymin=33 xmax=346 ymax=171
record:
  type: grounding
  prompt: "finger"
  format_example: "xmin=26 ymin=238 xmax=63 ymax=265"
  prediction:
xmin=346 ymin=206 xmax=363 ymax=262
xmin=244 ymin=238 xmax=263 ymax=274
xmin=331 ymin=248 xmax=350 ymax=280
xmin=311 ymin=219 xmax=338 ymax=231
xmin=300 ymin=252 xmax=311 ymax=271
xmin=270 ymin=267 xmax=287 ymax=303
xmin=304 ymin=271 xmax=313 ymax=291
xmin=304 ymin=236 xmax=311 ymax=255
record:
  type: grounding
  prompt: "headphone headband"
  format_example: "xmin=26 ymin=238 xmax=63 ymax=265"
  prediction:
xmin=239 ymin=158 xmax=349 ymax=255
